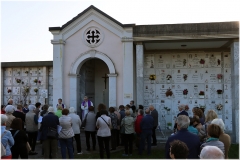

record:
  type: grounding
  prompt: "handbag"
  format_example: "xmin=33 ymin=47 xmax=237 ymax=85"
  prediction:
xmin=120 ymin=118 xmax=125 ymax=134
xmin=47 ymin=127 xmax=58 ymax=138
xmin=81 ymin=112 xmax=89 ymax=128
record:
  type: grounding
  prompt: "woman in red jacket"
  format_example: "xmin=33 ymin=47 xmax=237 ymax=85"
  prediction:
xmin=135 ymin=109 xmax=144 ymax=148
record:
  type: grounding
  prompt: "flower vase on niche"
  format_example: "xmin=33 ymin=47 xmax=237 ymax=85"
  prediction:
xmin=199 ymin=91 xmax=205 ymax=99
xmin=149 ymin=74 xmax=156 ymax=84
xmin=167 ymin=80 xmax=170 ymax=84
xmin=217 ymin=74 xmax=222 ymax=83
xmin=199 ymin=59 xmax=205 ymax=68
xmin=166 ymin=75 xmax=172 ymax=84
xmin=217 ymin=90 xmax=222 ymax=98
xmin=183 ymin=89 xmax=188 ymax=99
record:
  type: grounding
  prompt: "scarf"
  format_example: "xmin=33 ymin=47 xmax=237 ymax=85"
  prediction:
xmin=82 ymin=100 xmax=91 ymax=109
xmin=206 ymin=137 xmax=219 ymax=142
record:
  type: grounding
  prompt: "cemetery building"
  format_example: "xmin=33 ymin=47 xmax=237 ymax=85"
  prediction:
xmin=1 ymin=5 xmax=239 ymax=143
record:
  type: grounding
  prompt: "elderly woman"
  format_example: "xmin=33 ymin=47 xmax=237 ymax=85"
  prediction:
xmin=68 ymin=107 xmax=82 ymax=154
xmin=25 ymin=104 xmax=38 ymax=155
xmin=58 ymin=109 xmax=74 ymax=159
xmin=109 ymin=107 xmax=118 ymax=150
xmin=4 ymin=105 xmax=16 ymax=130
xmin=121 ymin=109 xmax=135 ymax=156
xmin=211 ymin=118 xmax=231 ymax=159
xmin=1 ymin=114 xmax=14 ymax=159
xmin=10 ymin=118 xmax=28 ymax=159
xmin=85 ymin=106 xmax=96 ymax=151
xmin=96 ymin=109 xmax=112 ymax=159
xmin=200 ymin=124 xmax=225 ymax=154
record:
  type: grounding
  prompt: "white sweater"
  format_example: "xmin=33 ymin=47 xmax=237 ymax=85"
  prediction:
xmin=96 ymin=115 xmax=111 ymax=137
xmin=68 ymin=113 xmax=81 ymax=134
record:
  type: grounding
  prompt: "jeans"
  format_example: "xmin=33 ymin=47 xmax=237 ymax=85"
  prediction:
xmin=59 ymin=138 xmax=74 ymax=159
xmin=97 ymin=136 xmax=110 ymax=159
xmin=74 ymin=134 xmax=82 ymax=153
xmin=152 ymin=126 xmax=157 ymax=145
xmin=85 ymin=131 xmax=96 ymax=150
xmin=43 ymin=138 xmax=58 ymax=159
xmin=139 ymin=131 xmax=152 ymax=155
xmin=27 ymin=131 xmax=38 ymax=151
xmin=123 ymin=133 xmax=134 ymax=154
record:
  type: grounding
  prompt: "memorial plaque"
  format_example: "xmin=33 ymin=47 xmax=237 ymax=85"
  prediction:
xmin=30 ymin=77 xmax=38 ymax=86
xmin=155 ymin=54 xmax=172 ymax=68
xmin=207 ymin=52 xmax=222 ymax=68
xmin=48 ymin=67 xmax=53 ymax=76
xmin=12 ymin=68 xmax=21 ymax=76
xmin=22 ymin=68 xmax=29 ymax=76
xmin=38 ymin=67 xmax=43 ymax=75
xmin=188 ymin=53 xmax=203 ymax=68
xmin=144 ymin=54 xmax=155 ymax=68
xmin=4 ymin=77 xmax=12 ymax=86
xmin=171 ymin=54 xmax=188 ymax=68
xmin=223 ymin=52 xmax=231 ymax=68
xmin=144 ymin=84 xmax=155 ymax=99
xmin=4 ymin=68 xmax=12 ymax=76
xmin=29 ymin=67 xmax=38 ymax=76
xmin=223 ymin=69 xmax=231 ymax=84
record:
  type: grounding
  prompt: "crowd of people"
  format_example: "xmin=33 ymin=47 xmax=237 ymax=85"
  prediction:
xmin=1 ymin=97 xmax=232 ymax=159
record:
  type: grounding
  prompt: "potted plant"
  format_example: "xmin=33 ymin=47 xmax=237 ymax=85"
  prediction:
xmin=166 ymin=75 xmax=172 ymax=83
xmin=167 ymin=122 xmax=172 ymax=130
xmin=33 ymin=79 xmax=38 ymax=84
xmin=165 ymin=88 xmax=173 ymax=98
xmin=217 ymin=74 xmax=223 ymax=83
xmin=199 ymin=59 xmax=205 ymax=67
xmin=149 ymin=74 xmax=156 ymax=84
xmin=217 ymin=89 xmax=223 ymax=98
xmin=199 ymin=91 xmax=205 ymax=99
xmin=183 ymin=74 xmax=188 ymax=81
xmin=183 ymin=89 xmax=188 ymax=98
xmin=34 ymin=88 xmax=38 ymax=94
xmin=164 ymin=107 xmax=171 ymax=114
xmin=215 ymin=104 xmax=223 ymax=114
xmin=7 ymin=89 xmax=12 ymax=94
xmin=15 ymin=78 xmax=21 ymax=85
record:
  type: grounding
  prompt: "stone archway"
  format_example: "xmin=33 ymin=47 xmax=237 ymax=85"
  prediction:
xmin=69 ymin=50 xmax=117 ymax=111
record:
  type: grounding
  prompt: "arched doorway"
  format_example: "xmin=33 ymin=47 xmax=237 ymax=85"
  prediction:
xmin=69 ymin=50 xmax=117 ymax=115
xmin=78 ymin=59 xmax=109 ymax=114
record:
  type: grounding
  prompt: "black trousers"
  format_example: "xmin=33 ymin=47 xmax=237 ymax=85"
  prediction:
xmin=110 ymin=129 xmax=118 ymax=149
xmin=85 ymin=131 xmax=96 ymax=150
xmin=74 ymin=134 xmax=82 ymax=153
xmin=97 ymin=136 xmax=110 ymax=159
xmin=152 ymin=126 xmax=157 ymax=145
xmin=11 ymin=144 xmax=28 ymax=159
xmin=27 ymin=131 xmax=38 ymax=151
xmin=123 ymin=133 xmax=134 ymax=154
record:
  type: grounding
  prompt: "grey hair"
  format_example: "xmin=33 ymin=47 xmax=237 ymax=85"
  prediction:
xmin=200 ymin=146 xmax=224 ymax=159
xmin=176 ymin=115 xmax=190 ymax=129
xmin=69 ymin=107 xmax=75 ymax=113
xmin=48 ymin=106 xmax=54 ymax=112
xmin=211 ymin=118 xmax=225 ymax=132
xmin=1 ymin=114 xmax=8 ymax=125
xmin=178 ymin=104 xmax=185 ymax=110
xmin=5 ymin=105 xmax=15 ymax=113
xmin=28 ymin=105 xmax=36 ymax=111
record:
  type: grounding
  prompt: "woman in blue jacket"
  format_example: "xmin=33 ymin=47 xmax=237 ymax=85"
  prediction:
xmin=1 ymin=114 xmax=14 ymax=159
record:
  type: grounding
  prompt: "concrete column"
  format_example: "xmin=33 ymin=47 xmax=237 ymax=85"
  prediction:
xmin=52 ymin=39 xmax=65 ymax=106
xmin=122 ymin=37 xmax=134 ymax=105
xmin=69 ymin=74 xmax=79 ymax=111
xmin=230 ymin=41 xmax=239 ymax=144
xmin=136 ymin=42 xmax=144 ymax=107
xmin=108 ymin=73 xmax=117 ymax=107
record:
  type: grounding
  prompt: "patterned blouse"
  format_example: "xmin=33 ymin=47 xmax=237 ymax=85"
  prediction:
xmin=109 ymin=112 xmax=118 ymax=130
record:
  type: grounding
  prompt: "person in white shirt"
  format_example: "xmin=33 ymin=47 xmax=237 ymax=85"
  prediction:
xmin=96 ymin=109 xmax=111 ymax=159
xmin=81 ymin=96 xmax=93 ymax=120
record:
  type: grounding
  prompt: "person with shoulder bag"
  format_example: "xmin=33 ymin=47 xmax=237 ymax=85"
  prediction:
xmin=109 ymin=107 xmax=118 ymax=151
xmin=1 ymin=114 xmax=14 ymax=159
xmin=96 ymin=109 xmax=112 ymax=159
xmin=58 ymin=109 xmax=75 ymax=159
xmin=40 ymin=107 xmax=59 ymax=159
xmin=10 ymin=118 xmax=29 ymax=159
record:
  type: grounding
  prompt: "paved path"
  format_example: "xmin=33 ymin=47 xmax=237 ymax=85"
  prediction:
xmin=28 ymin=129 xmax=171 ymax=159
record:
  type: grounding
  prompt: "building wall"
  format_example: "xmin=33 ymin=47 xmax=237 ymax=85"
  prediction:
xmin=143 ymin=51 xmax=233 ymax=132
xmin=63 ymin=21 xmax=123 ymax=107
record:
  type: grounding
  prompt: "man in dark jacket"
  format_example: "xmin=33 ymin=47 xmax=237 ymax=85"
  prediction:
xmin=118 ymin=105 xmax=125 ymax=146
xmin=40 ymin=107 xmax=59 ymax=159
xmin=174 ymin=104 xmax=189 ymax=133
xmin=165 ymin=115 xmax=200 ymax=159
xmin=12 ymin=105 xmax=25 ymax=130
xmin=149 ymin=105 xmax=158 ymax=146
xmin=139 ymin=108 xmax=153 ymax=155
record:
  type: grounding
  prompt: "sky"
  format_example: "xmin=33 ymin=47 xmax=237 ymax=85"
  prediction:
xmin=1 ymin=0 xmax=239 ymax=62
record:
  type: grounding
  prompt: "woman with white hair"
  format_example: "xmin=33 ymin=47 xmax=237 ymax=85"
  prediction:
xmin=68 ymin=107 xmax=82 ymax=154
xmin=25 ymin=104 xmax=38 ymax=155
xmin=4 ymin=105 xmax=16 ymax=130
xmin=1 ymin=114 xmax=14 ymax=159
xmin=211 ymin=118 xmax=231 ymax=159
